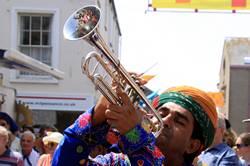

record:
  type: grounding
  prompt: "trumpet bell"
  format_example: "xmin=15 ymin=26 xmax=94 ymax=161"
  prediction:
xmin=63 ymin=5 xmax=101 ymax=41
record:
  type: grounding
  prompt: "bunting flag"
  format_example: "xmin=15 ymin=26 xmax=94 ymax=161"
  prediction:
xmin=141 ymin=74 xmax=156 ymax=82
xmin=207 ymin=92 xmax=224 ymax=107
xmin=152 ymin=0 xmax=250 ymax=10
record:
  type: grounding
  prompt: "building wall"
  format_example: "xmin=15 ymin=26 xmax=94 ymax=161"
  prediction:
xmin=229 ymin=40 xmax=250 ymax=65
xmin=0 ymin=71 xmax=16 ymax=118
xmin=229 ymin=67 xmax=250 ymax=133
xmin=219 ymin=38 xmax=250 ymax=134
xmin=219 ymin=39 xmax=233 ymax=118
xmin=0 ymin=0 xmax=121 ymax=129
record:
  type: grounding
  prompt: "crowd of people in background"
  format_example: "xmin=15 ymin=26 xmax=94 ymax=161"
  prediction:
xmin=0 ymin=112 xmax=63 ymax=166
xmin=195 ymin=112 xmax=250 ymax=166
xmin=0 ymin=93 xmax=250 ymax=165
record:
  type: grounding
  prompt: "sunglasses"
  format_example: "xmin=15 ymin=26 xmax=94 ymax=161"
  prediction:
xmin=47 ymin=142 xmax=57 ymax=148
xmin=236 ymin=143 xmax=249 ymax=149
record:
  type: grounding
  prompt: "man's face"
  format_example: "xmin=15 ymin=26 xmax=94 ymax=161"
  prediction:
xmin=0 ymin=119 xmax=10 ymax=130
xmin=21 ymin=134 xmax=34 ymax=154
xmin=155 ymin=102 xmax=196 ymax=158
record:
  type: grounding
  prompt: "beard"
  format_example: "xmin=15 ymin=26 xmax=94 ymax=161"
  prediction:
xmin=155 ymin=126 xmax=187 ymax=165
xmin=155 ymin=125 xmax=173 ymax=156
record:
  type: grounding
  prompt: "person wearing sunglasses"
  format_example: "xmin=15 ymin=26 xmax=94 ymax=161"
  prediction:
xmin=236 ymin=132 xmax=250 ymax=166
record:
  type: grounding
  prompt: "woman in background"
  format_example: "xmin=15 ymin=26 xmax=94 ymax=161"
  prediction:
xmin=37 ymin=132 xmax=63 ymax=166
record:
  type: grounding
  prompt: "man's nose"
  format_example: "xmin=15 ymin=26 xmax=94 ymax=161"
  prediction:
xmin=163 ymin=113 xmax=174 ymax=127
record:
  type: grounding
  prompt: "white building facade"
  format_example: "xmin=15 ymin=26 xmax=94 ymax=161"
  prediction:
xmin=0 ymin=0 xmax=121 ymax=131
xmin=219 ymin=38 xmax=250 ymax=133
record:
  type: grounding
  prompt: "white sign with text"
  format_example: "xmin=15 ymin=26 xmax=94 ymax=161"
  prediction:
xmin=16 ymin=92 xmax=94 ymax=111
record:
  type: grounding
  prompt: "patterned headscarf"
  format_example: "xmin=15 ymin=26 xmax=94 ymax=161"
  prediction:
xmin=152 ymin=86 xmax=218 ymax=148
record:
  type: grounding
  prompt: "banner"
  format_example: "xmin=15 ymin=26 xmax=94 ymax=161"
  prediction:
xmin=152 ymin=0 xmax=250 ymax=10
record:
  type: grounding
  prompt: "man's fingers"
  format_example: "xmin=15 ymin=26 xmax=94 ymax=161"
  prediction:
xmin=105 ymin=109 xmax=123 ymax=120
xmin=107 ymin=104 xmax=123 ymax=113
xmin=96 ymin=95 xmax=110 ymax=109
xmin=115 ymin=86 xmax=133 ymax=107
xmin=106 ymin=119 xmax=116 ymax=126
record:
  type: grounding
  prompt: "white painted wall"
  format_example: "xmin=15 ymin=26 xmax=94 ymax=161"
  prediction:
xmin=0 ymin=0 xmax=121 ymax=115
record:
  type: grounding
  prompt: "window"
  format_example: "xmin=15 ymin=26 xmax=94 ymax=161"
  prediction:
xmin=11 ymin=7 xmax=59 ymax=83
xmin=19 ymin=14 xmax=52 ymax=77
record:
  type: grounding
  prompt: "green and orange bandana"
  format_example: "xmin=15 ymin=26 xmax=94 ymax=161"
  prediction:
xmin=152 ymin=86 xmax=218 ymax=148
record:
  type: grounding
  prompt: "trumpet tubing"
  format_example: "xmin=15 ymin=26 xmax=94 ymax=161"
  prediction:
xmin=63 ymin=5 xmax=163 ymax=137
xmin=82 ymin=51 xmax=121 ymax=105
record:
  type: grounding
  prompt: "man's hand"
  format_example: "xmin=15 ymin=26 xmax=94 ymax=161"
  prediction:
xmin=105 ymin=86 xmax=143 ymax=135
xmin=92 ymin=95 xmax=110 ymax=126
xmin=92 ymin=72 xmax=145 ymax=129
xmin=128 ymin=72 xmax=148 ymax=86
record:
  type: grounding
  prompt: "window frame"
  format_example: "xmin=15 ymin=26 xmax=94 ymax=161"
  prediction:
xmin=10 ymin=7 xmax=60 ymax=83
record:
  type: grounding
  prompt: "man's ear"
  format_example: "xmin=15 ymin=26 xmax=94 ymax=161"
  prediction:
xmin=186 ymin=139 xmax=202 ymax=154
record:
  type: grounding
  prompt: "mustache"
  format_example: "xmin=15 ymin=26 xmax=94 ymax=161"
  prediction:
xmin=158 ymin=124 xmax=173 ymax=139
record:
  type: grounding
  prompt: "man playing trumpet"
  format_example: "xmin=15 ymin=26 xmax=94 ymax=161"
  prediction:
xmin=52 ymin=83 xmax=218 ymax=166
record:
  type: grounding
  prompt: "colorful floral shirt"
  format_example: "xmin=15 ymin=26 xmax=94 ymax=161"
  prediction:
xmin=52 ymin=106 xmax=165 ymax=166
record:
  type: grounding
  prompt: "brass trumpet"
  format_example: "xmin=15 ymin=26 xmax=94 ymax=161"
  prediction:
xmin=63 ymin=5 xmax=163 ymax=137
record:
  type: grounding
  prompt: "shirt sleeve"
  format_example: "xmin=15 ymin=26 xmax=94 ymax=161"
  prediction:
xmin=52 ymin=106 xmax=110 ymax=166
xmin=89 ymin=125 xmax=165 ymax=166
xmin=217 ymin=152 xmax=240 ymax=165
xmin=197 ymin=143 xmax=241 ymax=166
xmin=52 ymin=106 xmax=165 ymax=166
xmin=118 ymin=125 xmax=165 ymax=165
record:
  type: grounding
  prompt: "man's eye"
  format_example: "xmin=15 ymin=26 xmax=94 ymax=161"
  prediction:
xmin=160 ymin=111 xmax=168 ymax=118
xmin=174 ymin=117 xmax=185 ymax=126
xmin=159 ymin=107 xmax=169 ymax=118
